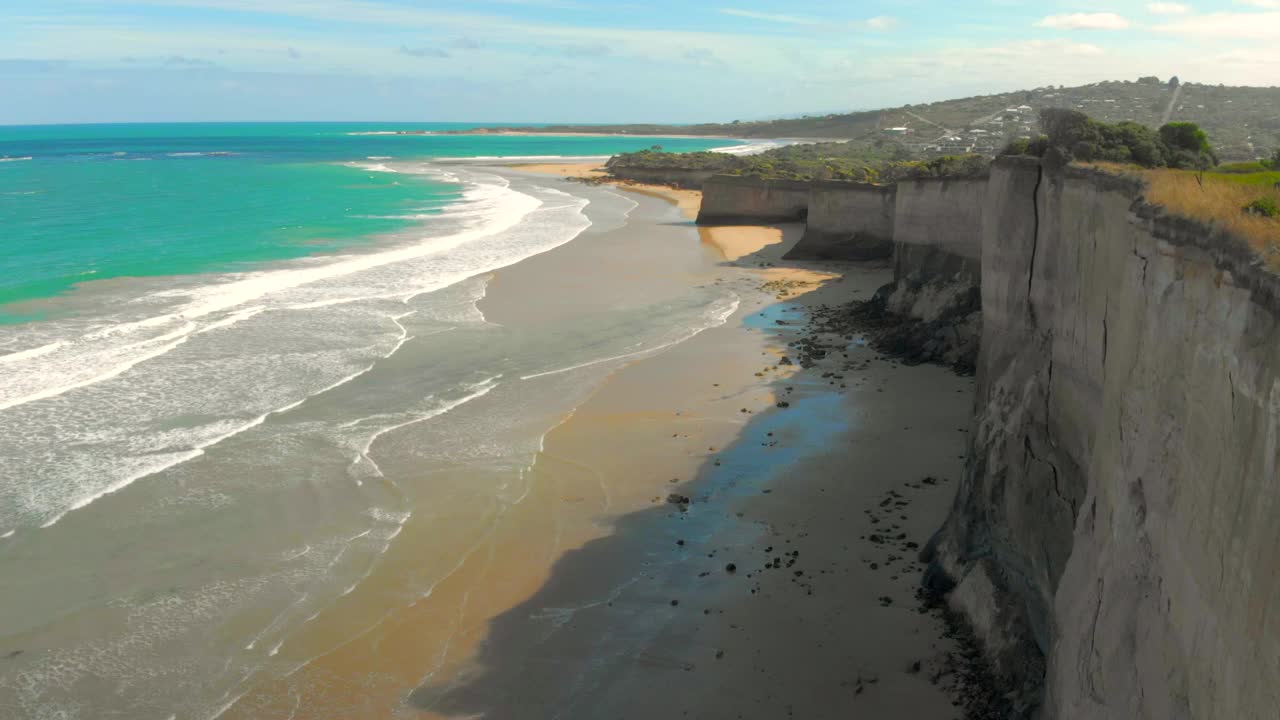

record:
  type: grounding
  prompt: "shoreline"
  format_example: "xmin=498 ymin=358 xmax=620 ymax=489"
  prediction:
xmin=214 ymin=161 xmax=973 ymax=719
xmin=409 ymin=162 xmax=973 ymax=717
xmin=513 ymin=162 xmax=797 ymax=263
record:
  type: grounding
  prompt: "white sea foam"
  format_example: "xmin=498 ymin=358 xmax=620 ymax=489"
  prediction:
xmin=452 ymin=154 xmax=609 ymax=162
xmin=345 ymin=376 xmax=500 ymax=481
xmin=0 ymin=341 xmax=65 ymax=364
xmin=0 ymin=156 xmax=33 ymax=162
xmin=709 ymin=139 xmax=793 ymax=155
xmin=520 ymin=294 xmax=740 ymax=380
xmin=0 ymin=165 xmax=593 ymax=530
xmin=0 ymin=171 xmax=534 ymax=413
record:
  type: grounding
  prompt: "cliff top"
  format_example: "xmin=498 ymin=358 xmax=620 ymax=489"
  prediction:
xmin=1052 ymin=161 xmax=1280 ymax=283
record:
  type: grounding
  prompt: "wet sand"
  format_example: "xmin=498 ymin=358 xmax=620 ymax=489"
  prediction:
xmin=409 ymin=166 xmax=974 ymax=718
xmin=224 ymin=166 xmax=972 ymax=719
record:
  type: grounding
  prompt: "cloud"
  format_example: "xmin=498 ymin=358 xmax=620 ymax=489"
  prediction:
xmin=864 ymin=16 xmax=898 ymax=31
xmin=1146 ymin=2 xmax=1191 ymax=13
xmin=451 ymin=36 xmax=481 ymax=50
xmin=163 ymin=55 xmax=216 ymax=67
xmin=1152 ymin=11 xmax=1280 ymax=37
xmin=0 ymin=59 xmax=69 ymax=73
xmin=719 ymin=8 xmax=898 ymax=31
xmin=682 ymin=47 xmax=723 ymax=66
xmin=537 ymin=43 xmax=612 ymax=57
xmin=968 ymin=39 xmax=1106 ymax=58
xmin=719 ymin=8 xmax=816 ymax=25
xmin=1035 ymin=12 xmax=1130 ymax=29
xmin=1215 ymin=47 xmax=1280 ymax=66
xmin=397 ymin=45 xmax=450 ymax=58
xmin=287 ymin=47 xmax=301 ymax=59
xmin=1236 ymin=0 xmax=1280 ymax=7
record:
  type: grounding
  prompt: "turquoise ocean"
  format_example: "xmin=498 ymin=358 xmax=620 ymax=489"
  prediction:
xmin=0 ymin=124 xmax=739 ymax=321
xmin=0 ymin=124 xmax=758 ymax=719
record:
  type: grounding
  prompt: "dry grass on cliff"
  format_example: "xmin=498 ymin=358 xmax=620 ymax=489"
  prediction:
xmin=1089 ymin=163 xmax=1280 ymax=269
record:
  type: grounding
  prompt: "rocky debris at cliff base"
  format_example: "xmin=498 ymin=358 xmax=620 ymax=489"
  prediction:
xmin=916 ymin=585 xmax=1025 ymax=720
xmin=795 ymin=285 xmax=979 ymax=375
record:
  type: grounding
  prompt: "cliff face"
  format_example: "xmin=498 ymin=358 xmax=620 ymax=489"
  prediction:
xmin=608 ymin=167 xmax=720 ymax=189
xmin=695 ymin=175 xmax=810 ymax=224
xmin=930 ymin=158 xmax=1280 ymax=718
xmin=874 ymin=177 xmax=987 ymax=369
xmin=786 ymin=183 xmax=896 ymax=260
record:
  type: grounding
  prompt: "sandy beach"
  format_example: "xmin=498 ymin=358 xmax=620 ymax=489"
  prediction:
xmin=396 ymin=163 xmax=976 ymax=718
xmin=516 ymin=162 xmax=797 ymax=263
xmin=210 ymin=162 xmax=974 ymax=719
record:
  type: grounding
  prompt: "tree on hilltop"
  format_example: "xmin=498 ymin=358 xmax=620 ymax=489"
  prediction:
xmin=1014 ymin=109 xmax=1217 ymax=171
xmin=1160 ymin=122 xmax=1218 ymax=169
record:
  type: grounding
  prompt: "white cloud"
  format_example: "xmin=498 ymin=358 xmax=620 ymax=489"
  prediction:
xmin=1035 ymin=12 xmax=1130 ymax=29
xmin=1236 ymin=0 xmax=1280 ymax=8
xmin=1152 ymin=11 xmax=1280 ymax=37
xmin=968 ymin=39 xmax=1106 ymax=58
xmin=1215 ymin=47 xmax=1280 ymax=66
xmin=864 ymin=16 xmax=898 ymax=31
xmin=1146 ymin=2 xmax=1191 ymax=14
xmin=719 ymin=8 xmax=817 ymax=25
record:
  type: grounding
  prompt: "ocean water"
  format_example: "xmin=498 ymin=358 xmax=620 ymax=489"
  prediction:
xmin=0 ymin=123 xmax=743 ymax=320
xmin=0 ymin=124 xmax=749 ymax=719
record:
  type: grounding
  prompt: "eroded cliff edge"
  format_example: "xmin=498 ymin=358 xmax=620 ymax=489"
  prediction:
xmin=927 ymin=157 xmax=1280 ymax=719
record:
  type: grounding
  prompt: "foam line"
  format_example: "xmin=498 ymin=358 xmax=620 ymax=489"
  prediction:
xmin=520 ymin=297 xmax=740 ymax=380
xmin=0 ymin=323 xmax=197 ymax=412
xmin=36 ymin=335 xmax=403 ymax=529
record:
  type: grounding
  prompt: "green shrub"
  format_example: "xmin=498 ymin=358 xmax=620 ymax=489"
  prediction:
xmin=1244 ymin=197 xmax=1279 ymax=217
xmin=1160 ymin=122 xmax=1218 ymax=169
xmin=1035 ymin=110 xmax=1220 ymax=171
xmin=1040 ymin=108 xmax=1095 ymax=149
xmin=1160 ymin=122 xmax=1212 ymax=155
xmin=1100 ymin=122 xmax=1166 ymax=167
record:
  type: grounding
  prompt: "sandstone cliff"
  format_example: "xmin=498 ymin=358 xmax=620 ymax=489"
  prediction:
xmin=607 ymin=167 xmax=720 ymax=189
xmin=873 ymin=177 xmax=986 ymax=370
xmin=694 ymin=175 xmax=810 ymax=224
xmin=926 ymin=157 xmax=1280 ymax=719
xmin=785 ymin=182 xmax=896 ymax=261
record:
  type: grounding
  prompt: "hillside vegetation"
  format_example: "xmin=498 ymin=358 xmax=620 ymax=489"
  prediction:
xmin=1010 ymin=110 xmax=1280 ymax=265
xmin=606 ymin=141 xmax=987 ymax=183
xmin=490 ymin=78 xmax=1279 ymax=162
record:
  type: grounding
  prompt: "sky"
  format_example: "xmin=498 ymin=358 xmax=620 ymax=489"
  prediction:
xmin=1 ymin=0 xmax=1277 ymax=125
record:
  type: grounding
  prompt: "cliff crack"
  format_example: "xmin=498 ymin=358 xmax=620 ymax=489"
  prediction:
xmin=1132 ymin=248 xmax=1149 ymax=287
xmin=1086 ymin=577 xmax=1106 ymax=703
xmin=1228 ymin=371 xmax=1237 ymax=423
xmin=1024 ymin=433 xmax=1073 ymax=517
xmin=1101 ymin=299 xmax=1109 ymax=367
xmin=1026 ymin=164 xmax=1044 ymax=326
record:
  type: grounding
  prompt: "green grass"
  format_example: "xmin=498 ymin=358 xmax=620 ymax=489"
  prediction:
xmin=1214 ymin=161 xmax=1273 ymax=174
xmin=1208 ymin=170 xmax=1280 ymax=186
